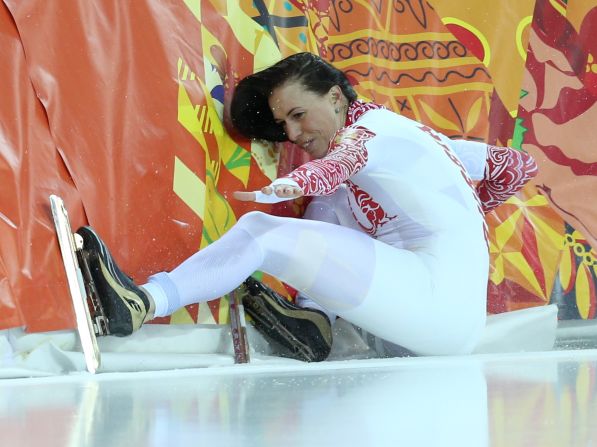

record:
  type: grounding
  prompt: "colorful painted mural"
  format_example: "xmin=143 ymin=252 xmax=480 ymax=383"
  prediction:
xmin=0 ymin=0 xmax=595 ymax=332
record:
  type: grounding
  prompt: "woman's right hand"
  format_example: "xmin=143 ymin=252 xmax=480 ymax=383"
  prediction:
xmin=261 ymin=184 xmax=303 ymax=199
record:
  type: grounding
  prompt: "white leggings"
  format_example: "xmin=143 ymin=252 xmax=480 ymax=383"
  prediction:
xmin=148 ymin=211 xmax=376 ymax=315
xmin=146 ymin=207 xmax=487 ymax=355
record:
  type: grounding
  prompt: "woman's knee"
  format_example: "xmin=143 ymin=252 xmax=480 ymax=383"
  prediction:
xmin=236 ymin=211 xmax=275 ymax=229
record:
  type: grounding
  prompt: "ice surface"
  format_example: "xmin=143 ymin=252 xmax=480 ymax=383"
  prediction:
xmin=1 ymin=305 xmax=596 ymax=445
xmin=2 ymin=349 xmax=597 ymax=446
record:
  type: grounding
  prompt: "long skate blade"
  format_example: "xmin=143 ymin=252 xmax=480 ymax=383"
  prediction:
xmin=50 ymin=195 xmax=101 ymax=373
xmin=229 ymin=290 xmax=250 ymax=364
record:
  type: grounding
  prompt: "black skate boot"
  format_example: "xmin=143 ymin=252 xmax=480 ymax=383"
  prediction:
xmin=76 ymin=226 xmax=154 ymax=336
xmin=239 ymin=277 xmax=332 ymax=362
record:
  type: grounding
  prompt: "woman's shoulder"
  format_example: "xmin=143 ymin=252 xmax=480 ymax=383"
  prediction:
xmin=350 ymin=100 xmax=417 ymax=122
xmin=352 ymin=105 xmax=416 ymax=129
xmin=347 ymin=100 xmax=386 ymax=121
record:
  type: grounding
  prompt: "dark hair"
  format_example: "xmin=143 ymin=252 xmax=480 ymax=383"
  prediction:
xmin=230 ymin=52 xmax=357 ymax=142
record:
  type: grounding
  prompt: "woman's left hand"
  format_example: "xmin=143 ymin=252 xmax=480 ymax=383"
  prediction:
xmin=233 ymin=183 xmax=303 ymax=202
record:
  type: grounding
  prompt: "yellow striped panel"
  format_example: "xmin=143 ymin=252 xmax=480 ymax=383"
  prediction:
xmin=183 ymin=0 xmax=201 ymax=22
xmin=173 ymin=156 xmax=205 ymax=220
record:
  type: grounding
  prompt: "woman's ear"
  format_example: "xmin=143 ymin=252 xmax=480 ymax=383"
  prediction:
xmin=328 ymin=85 xmax=342 ymax=105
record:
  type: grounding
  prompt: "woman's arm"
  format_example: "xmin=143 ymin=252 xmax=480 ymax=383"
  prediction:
xmin=237 ymin=126 xmax=374 ymax=203
xmin=476 ymin=145 xmax=538 ymax=214
xmin=284 ymin=126 xmax=373 ymax=196
xmin=446 ymin=139 xmax=487 ymax=181
xmin=448 ymin=140 xmax=538 ymax=213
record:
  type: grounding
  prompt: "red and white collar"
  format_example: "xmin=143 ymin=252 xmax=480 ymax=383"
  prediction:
xmin=345 ymin=100 xmax=386 ymax=126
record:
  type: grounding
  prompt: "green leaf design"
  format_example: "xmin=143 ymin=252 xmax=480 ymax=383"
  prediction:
xmin=224 ymin=145 xmax=251 ymax=171
xmin=511 ymin=117 xmax=528 ymax=150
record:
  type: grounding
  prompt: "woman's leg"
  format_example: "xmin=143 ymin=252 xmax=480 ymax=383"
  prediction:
xmin=146 ymin=210 xmax=377 ymax=317
xmin=145 ymin=210 xmax=487 ymax=355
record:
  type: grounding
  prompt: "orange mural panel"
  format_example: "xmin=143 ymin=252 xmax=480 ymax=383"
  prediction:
xmin=1 ymin=0 xmax=275 ymax=330
xmin=520 ymin=2 xmax=597 ymax=249
xmin=323 ymin=1 xmax=493 ymax=142
xmin=1 ymin=0 xmax=597 ymax=332
xmin=0 ymin=2 xmax=88 ymax=331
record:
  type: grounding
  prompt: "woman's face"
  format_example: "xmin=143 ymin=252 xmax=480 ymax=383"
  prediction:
xmin=268 ymin=81 xmax=346 ymax=159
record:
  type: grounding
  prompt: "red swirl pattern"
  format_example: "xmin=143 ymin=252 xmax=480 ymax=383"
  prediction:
xmin=477 ymin=145 xmax=538 ymax=213
xmin=284 ymin=126 xmax=374 ymax=195
xmin=346 ymin=181 xmax=398 ymax=235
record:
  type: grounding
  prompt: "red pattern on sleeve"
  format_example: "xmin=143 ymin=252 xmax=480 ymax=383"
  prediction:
xmin=283 ymin=126 xmax=375 ymax=196
xmin=477 ymin=146 xmax=538 ymax=214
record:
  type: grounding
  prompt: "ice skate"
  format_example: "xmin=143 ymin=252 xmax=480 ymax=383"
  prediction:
xmin=239 ymin=277 xmax=332 ymax=362
xmin=50 ymin=195 xmax=102 ymax=373
xmin=76 ymin=226 xmax=154 ymax=337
